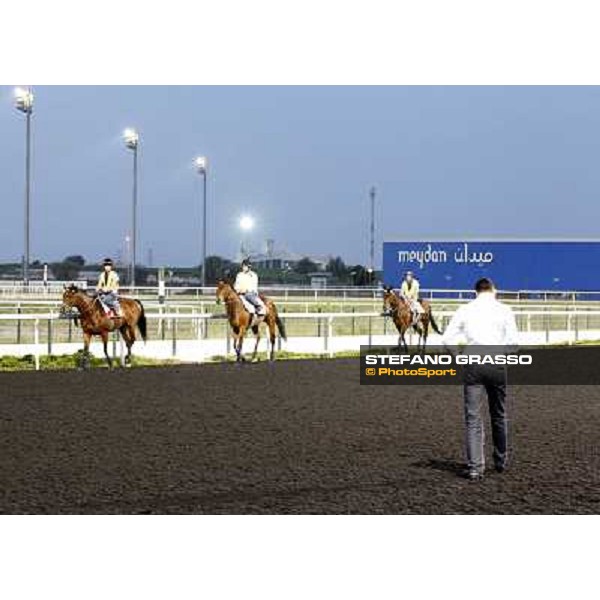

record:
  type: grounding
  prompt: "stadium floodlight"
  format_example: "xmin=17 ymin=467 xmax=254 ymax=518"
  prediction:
xmin=14 ymin=87 xmax=34 ymax=114
xmin=14 ymin=87 xmax=34 ymax=285
xmin=123 ymin=128 xmax=139 ymax=286
xmin=194 ymin=155 xmax=207 ymax=174
xmin=123 ymin=128 xmax=139 ymax=150
xmin=194 ymin=156 xmax=209 ymax=287
xmin=239 ymin=215 xmax=255 ymax=259
xmin=239 ymin=215 xmax=254 ymax=231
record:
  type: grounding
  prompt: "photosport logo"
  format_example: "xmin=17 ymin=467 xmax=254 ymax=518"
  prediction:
xmin=360 ymin=345 xmax=600 ymax=385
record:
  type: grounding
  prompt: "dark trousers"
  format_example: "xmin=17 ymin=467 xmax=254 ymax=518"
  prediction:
xmin=463 ymin=365 xmax=508 ymax=473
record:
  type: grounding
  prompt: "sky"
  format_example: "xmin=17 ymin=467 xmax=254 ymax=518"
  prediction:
xmin=2 ymin=85 xmax=600 ymax=268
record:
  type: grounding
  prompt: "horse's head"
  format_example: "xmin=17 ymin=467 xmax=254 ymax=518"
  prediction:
xmin=381 ymin=285 xmax=398 ymax=316
xmin=60 ymin=284 xmax=84 ymax=320
xmin=215 ymin=279 xmax=231 ymax=305
xmin=62 ymin=283 xmax=80 ymax=305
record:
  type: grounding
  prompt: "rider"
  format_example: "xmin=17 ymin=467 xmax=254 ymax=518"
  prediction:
xmin=96 ymin=258 xmax=122 ymax=317
xmin=400 ymin=271 xmax=424 ymax=325
xmin=234 ymin=258 xmax=266 ymax=317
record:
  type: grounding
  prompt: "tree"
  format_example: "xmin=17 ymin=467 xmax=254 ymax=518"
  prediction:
xmin=348 ymin=264 xmax=369 ymax=286
xmin=294 ymin=257 xmax=318 ymax=275
xmin=202 ymin=255 xmax=237 ymax=283
xmin=326 ymin=256 xmax=347 ymax=279
xmin=64 ymin=255 xmax=85 ymax=267
xmin=50 ymin=255 xmax=86 ymax=281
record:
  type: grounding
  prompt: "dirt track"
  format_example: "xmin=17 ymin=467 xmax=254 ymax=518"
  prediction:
xmin=1 ymin=359 xmax=599 ymax=514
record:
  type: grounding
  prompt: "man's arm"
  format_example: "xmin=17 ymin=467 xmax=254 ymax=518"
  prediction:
xmin=503 ymin=307 xmax=519 ymax=351
xmin=441 ymin=306 xmax=465 ymax=351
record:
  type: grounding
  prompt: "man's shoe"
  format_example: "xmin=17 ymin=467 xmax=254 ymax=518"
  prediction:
xmin=495 ymin=464 xmax=507 ymax=474
xmin=467 ymin=469 xmax=484 ymax=482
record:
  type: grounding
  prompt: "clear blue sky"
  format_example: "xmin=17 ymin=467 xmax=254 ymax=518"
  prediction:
xmin=2 ymin=86 xmax=600 ymax=268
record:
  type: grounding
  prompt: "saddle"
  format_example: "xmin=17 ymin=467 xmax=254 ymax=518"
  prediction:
xmin=97 ymin=296 xmax=120 ymax=320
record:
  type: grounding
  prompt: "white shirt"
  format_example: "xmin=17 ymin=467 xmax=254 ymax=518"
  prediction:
xmin=234 ymin=270 xmax=259 ymax=294
xmin=441 ymin=292 xmax=519 ymax=348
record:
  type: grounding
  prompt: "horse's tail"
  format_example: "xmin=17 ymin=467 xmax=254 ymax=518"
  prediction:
xmin=136 ymin=300 xmax=148 ymax=342
xmin=275 ymin=311 xmax=287 ymax=341
xmin=429 ymin=310 xmax=443 ymax=335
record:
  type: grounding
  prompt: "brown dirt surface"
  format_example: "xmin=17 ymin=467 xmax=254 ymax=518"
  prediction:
xmin=1 ymin=359 xmax=599 ymax=513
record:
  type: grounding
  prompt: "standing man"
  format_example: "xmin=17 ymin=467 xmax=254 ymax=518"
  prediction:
xmin=96 ymin=258 xmax=122 ymax=317
xmin=234 ymin=259 xmax=266 ymax=316
xmin=400 ymin=271 xmax=424 ymax=325
xmin=441 ymin=278 xmax=519 ymax=481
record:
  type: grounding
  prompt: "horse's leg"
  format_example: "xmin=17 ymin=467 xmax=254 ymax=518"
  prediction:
xmin=119 ymin=326 xmax=131 ymax=366
xmin=236 ymin=328 xmax=246 ymax=362
xmin=413 ymin=324 xmax=423 ymax=355
xmin=421 ymin=318 xmax=429 ymax=355
xmin=101 ymin=330 xmax=112 ymax=369
xmin=124 ymin=324 xmax=136 ymax=364
xmin=395 ymin=321 xmax=404 ymax=353
xmin=268 ymin=317 xmax=277 ymax=361
xmin=251 ymin=324 xmax=260 ymax=362
xmin=81 ymin=331 xmax=92 ymax=370
xmin=401 ymin=323 xmax=410 ymax=353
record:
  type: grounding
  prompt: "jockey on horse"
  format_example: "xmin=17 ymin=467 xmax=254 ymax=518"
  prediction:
xmin=96 ymin=258 xmax=122 ymax=318
xmin=234 ymin=258 xmax=267 ymax=322
xmin=400 ymin=271 xmax=424 ymax=326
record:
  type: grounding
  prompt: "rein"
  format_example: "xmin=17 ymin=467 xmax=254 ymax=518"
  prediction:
xmin=220 ymin=286 xmax=248 ymax=324
xmin=72 ymin=293 xmax=104 ymax=325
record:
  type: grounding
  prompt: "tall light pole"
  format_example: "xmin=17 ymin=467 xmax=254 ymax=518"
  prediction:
xmin=14 ymin=87 xmax=34 ymax=285
xmin=239 ymin=215 xmax=254 ymax=260
xmin=194 ymin=156 xmax=208 ymax=287
xmin=369 ymin=186 xmax=376 ymax=285
xmin=123 ymin=128 xmax=139 ymax=287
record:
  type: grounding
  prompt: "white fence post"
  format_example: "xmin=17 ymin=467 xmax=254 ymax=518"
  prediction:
xmin=34 ymin=318 xmax=40 ymax=371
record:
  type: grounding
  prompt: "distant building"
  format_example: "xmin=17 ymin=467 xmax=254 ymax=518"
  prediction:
xmin=251 ymin=240 xmax=331 ymax=271
xmin=309 ymin=272 xmax=333 ymax=288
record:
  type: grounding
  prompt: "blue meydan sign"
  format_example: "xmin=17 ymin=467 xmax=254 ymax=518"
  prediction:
xmin=382 ymin=240 xmax=600 ymax=291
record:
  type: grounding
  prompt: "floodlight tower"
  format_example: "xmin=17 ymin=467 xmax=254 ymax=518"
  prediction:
xmin=123 ymin=128 xmax=139 ymax=287
xmin=14 ymin=87 xmax=34 ymax=284
xmin=194 ymin=156 xmax=208 ymax=287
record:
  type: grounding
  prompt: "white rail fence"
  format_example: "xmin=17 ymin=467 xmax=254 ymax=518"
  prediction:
xmin=2 ymin=309 xmax=600 ymax=370
xmin=3 ymin=281 xmax=600 ymax=302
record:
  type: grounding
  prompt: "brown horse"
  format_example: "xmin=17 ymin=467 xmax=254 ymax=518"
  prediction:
xmin=382 ymin=286 xmax=442 ymax=353
xmin=216 ymin=280 xmax=287 ymax=362
xmin=61 ymin=284 xmax=147 ymax=368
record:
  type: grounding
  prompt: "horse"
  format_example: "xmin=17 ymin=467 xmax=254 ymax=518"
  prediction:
xmin=216 ymin=280 xmax=287 ymax=362
xmin=382 ymin=285 xmax=442 ymax=353
xmin=60 ymin=284 xmax=147 ymax=369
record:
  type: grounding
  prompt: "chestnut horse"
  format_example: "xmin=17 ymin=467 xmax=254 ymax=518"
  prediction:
xmin=61 ymin=284 xmax=147 ymax=368
xmin=382 ymin=286 xmax=442 ymax=353
xmin=216 ymin=280 xmax=287 ymax=362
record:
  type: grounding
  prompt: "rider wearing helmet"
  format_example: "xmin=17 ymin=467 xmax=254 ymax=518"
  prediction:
xmin=400 ymin=271 xmax=424 ymax=325
xmin=234 ymin=259 xmax=266 ymax=317
xmin=96 ymin=258 xmax=122 ymax=317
